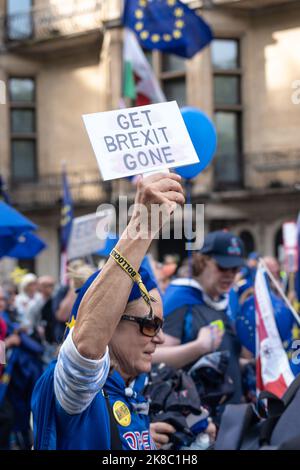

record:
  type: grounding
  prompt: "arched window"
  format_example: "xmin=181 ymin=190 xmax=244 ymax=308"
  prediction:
xmin=239 ymin=230 xmax=255 ymax=257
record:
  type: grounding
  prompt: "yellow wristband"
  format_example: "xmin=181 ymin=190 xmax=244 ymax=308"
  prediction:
xmin=110 ymin=248 xmax=155 ymax=310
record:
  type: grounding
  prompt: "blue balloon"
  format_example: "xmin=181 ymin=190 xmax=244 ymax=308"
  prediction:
xmin=176 ymin=107 xmax=217 ymax=180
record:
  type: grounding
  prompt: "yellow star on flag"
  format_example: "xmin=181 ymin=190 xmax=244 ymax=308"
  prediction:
xmin=66 ymin=315 xmax=76 ymax=330
xmin=151 ymin=34 xmax=160 ymax=43
xmin=135 ymin=22 xmax=144 ymax=31
xmin=0 ymin=373 xmax=10 ymax=385
xmin=140 ymin=31 xmax=149 ymax=39
xmin=175 ymin=19 xmax=185 ymax=28
xmin=173 ymin=30 xmax=182 ymax=39
xmin=174 ymin=7 xmax=184 ymax=17
xmin=135 ymin=9 xmax=144 ymax=19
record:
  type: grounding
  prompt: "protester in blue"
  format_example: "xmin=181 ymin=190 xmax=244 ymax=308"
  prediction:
xmin=31 ymin=172 xmax=185 ymax=450
xmin=153 ymin=231 xmax=245 ymax=404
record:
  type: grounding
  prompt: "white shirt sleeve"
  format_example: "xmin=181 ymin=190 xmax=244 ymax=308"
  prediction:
xmin=54 ymin=327 xmax=110 ymax=415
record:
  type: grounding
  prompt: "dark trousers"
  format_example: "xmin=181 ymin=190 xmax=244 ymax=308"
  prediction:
xmin=0 ymin=398 xmax=14 ymax=449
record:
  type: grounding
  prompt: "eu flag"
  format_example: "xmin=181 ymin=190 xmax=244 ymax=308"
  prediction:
xmin=60 ymin=169 xmax=73 ymax=252
xmin=123 ymin=0 xmax=213 ymax=59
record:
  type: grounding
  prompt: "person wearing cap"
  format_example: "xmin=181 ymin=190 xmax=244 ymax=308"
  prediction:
xmin=31 ymin=172 xmax=184 ymax=450
xmin=153 ymin=230 xmax=245 ymax=405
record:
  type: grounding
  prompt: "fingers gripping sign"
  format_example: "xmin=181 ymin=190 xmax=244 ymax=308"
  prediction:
xmin=129 ymin=172 xmax=185 ymax=240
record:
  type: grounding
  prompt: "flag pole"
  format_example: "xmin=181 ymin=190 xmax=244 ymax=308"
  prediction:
xmin=259 ymin=258 xmax=300 ymax=326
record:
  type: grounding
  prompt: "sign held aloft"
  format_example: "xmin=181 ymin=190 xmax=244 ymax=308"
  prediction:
xmin=282 ymin=221 xmax=298 ymax=273
xmin=82 ymin=101 xmax=199 ymax=181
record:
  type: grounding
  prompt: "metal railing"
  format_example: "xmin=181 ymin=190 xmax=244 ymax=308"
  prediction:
xmin=1 ymin=0 xmax=104 ymax=45
xmin=6 ymin=147 xmax=300 ymax=209
xmin=8 ymin=171 xmax=111 ymax=209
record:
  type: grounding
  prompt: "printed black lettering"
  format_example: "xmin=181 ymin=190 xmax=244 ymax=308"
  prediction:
xmin=140 ymin=109 xmax=152 ymax=126
xmin=128 ymin=131 xmax=142 ymax=148
xmin=104 ymin=136 xmax=117 ymax=152
xmin=158 ymin=126 xmax=169 ymax=143
xmin=117 ymin=114 xmax=130 ymax=130
xmin=123 ymin=154 xmax=137 ymax=170
xmin=161 ymin=146 xmax=175 ymax=164
xmin=129 ymin=111 xmax=142 ymax=128
xmin=152 ymin=128 xmax=160 ymax=144
xmin=149 ymin=148 xmax=163 ymax=165
xmin=140 ymin=130 xmax=155 ymax=146
xmin=116 ymin=134 xmax=130 ymax=151
xmin=137 ymin=151 xmax=150 ymax=167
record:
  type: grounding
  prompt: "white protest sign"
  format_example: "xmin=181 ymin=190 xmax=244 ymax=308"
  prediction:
xmin=282 ymin=222 xmax=298 ymax=273
xmin=67 ymin=210 xmax=113 ymax=260
xmin=82 ymin=101 xmax=199 ymax=181
xmin=283 ymin=222 xmax=297 ymax=249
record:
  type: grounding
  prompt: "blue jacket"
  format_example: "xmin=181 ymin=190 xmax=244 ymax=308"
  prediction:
xmin=31 ymin=362 xmax=154 ymax=450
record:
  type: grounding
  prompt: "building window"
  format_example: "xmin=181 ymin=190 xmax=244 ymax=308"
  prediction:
xmin=274 ymin=227 xmax=283 ymax=259
xmin=212 ymin=38 xmax=243 ymax=189
xmin=9 ymin=77 xmax=37 ymax=182
xmin=159 ymin=54 xmax=186 ymax=107
xmin=143 ymin=51 xmax=186 ymax=106
xmin=6 ymin=0 xmax=33 ymax=40
xmin=239 ymin=230 xmax=255 ymax=256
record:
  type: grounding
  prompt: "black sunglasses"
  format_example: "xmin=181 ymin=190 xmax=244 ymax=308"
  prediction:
xmin=217 ymin=265 xmax=239 ymax=273
xmin=212 ymin=260 xmax=240 ymax=274
xmin=121 ymin=314 xmax=163 ymax=337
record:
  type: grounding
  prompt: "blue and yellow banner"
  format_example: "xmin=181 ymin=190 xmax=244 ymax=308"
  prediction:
xmin=60 ymin=170 xmax=73 ymax=252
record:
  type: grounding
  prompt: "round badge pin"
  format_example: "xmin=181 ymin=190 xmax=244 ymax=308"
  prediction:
xmin=113 ymin=400 xmax=132 ymax=427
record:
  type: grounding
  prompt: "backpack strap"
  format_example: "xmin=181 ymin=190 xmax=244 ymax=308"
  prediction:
xmin=103 ymin=391 xmax=123 ymax=450
xmin=215 ymin=403 xmax=258 ymax=450
xmin=256 ymin=391 xmax=284 ymax=445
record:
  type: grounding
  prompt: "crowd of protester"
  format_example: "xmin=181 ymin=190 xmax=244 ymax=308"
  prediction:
xmin=1 ymin=176 xmax=299 ymax=450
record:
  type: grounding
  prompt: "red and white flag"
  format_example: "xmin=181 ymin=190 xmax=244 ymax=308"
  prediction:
xmin=255 ymin=262 xmax=295 ymax=398
xmin=123 ymin=28 xmax=166 ymax=106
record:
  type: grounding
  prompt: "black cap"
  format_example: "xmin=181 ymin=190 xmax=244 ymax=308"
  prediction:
xmin=200 ymin=231 xmax=245 ymax=268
